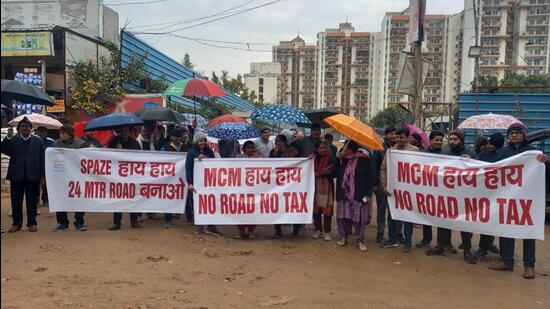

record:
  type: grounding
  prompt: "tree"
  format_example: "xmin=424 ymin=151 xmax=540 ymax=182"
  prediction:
xmin=181 ymin=53 xmax=194 ymax=70
xmin=211 ymin=71 xmax=220 ymax=85
xmin=123 ymin=51 xmax=148 ymax=85
xmin=474 ymin=73 xmax=550 ymax=93
xmin=70 ymin=48 xmax=124 ymax=114
xmin=150 ymin=73 xmax=168 ymax=93
xmin=369 ymin=105 xmax=414 ymax=128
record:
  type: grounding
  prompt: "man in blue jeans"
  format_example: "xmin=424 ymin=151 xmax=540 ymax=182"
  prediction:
xmin=372 ymin=127 xmax=396 ymax=243
xmin=379 ymin=128 xmax=419 ymax=252
xmin=488 ymin=123 xmax=548 ymax=279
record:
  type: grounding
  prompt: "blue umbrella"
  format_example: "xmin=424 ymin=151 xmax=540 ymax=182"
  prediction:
xmin=206 ymin=122 xmax=259 ymax=140
xmin=181 ymin=113 xmax=208 ymax=128
xmin=85 ymin=112 xmax=144 ymax=131
xmin=250 ymin=104 xmax=311 ymax=124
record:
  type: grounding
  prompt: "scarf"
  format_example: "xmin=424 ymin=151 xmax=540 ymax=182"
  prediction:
xmin=315 ymin=154 xmax=330 ymax=175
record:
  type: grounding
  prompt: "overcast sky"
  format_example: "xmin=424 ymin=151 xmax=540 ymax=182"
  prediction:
xmin=112 ymin=0 xmax=464 ymax=78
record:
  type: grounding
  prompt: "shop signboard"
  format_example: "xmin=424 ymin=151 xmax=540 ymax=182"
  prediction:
xmin=1 ymin=31 xmax=54 ymax=57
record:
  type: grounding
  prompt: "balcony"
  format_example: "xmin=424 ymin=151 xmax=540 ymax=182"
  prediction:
xmin=520 ymin=31 xmax=549 ymax=37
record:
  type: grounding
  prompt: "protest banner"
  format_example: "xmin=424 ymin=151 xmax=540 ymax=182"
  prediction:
xmin=45 ymin=148 xmax=187 ymax=213
xmin=387 ymin=150 xmax=546 ymax=240
xmin=193 ymin=158 xmax=314 ymax=225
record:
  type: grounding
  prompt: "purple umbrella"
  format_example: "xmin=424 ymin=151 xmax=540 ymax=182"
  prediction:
xmin=403 ymin=124 xmax=429 ymax=149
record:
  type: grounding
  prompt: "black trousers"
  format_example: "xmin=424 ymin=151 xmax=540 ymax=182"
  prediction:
xmin=422 ymin=225 xmax=432 ymax=242
xmin=113 ymin=213 xmax=139 ymax=226
xmin=185 ymin=192 xmax=194 ymax=223
xmin=56 ymin=212 xmax=85 ymax=226
xmin=10 ymin=179 xmax=39 ymax=227
xmin=460 ymin=231 xmax=473 ymax=251
xmin=436 ymin=227 xmax=452 ymax=248
xmin=478 ymin=234 xmax=495 ymax=253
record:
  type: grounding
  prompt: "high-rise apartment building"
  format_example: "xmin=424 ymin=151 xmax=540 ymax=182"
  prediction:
xmin=315 ymin=22 xmax=375 ymax=120
xmin=244 ymin=62 xmax=281 ymax=103
xmin=272 ymin=37 xmax=316 ymax=110
xmin=513 ymin=0 xmax=549 ymax=75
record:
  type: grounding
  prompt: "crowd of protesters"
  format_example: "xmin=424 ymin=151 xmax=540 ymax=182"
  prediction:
xmin=1 ymin=117 xmax=548 ymax=280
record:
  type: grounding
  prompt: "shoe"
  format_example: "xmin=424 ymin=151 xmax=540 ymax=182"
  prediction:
xmin=131 ymin=223 xmax=143 ymax=229
xmin=7 ymin=225 xmax=21 ymax=233
xmin=8 ymin=211 xmax=12 ymax=217
xmin=426 ymin=247 xmax=445 ymax=256
xmin=402 ymin=245 xmax=412 ymax=253
xmin=458 ymin=243 xmax=464 ymax=250
xmin=248 ymin=233 xmax=256 ymax=239
xmin=445 ymin=244 xmax=457 ymax=254
xmin=488 ymin=260 xmax=513 ymax=272
xmin=337 ymin=239 xmax=347 ymax=246
xmin=270 ymin=233 xmax=282 ymax=239
xmin=27 ymin=225 xmax=38 ymax=232
xmin=234 ymin=234 xmax=243 ymax=239
xmin=108 ymin=224 xmax=121 ymax=231
xmin=358 ymin=242 xmax=367 ymax=252
xmin=312 ymin=230 xmax=322 ymax=239
xmin=163 ymin=222 xmax=172 ymax=229
xmin=205 ymin=227 xmax=223 ymax=237
xmin=473 ymin=250 xmax=486 ymax=261
xmin=464 ymin=251 xmax=477 ymax=264
xmin=488 ymin=244 xmax=499 ymax=254
xmin=375 ymin=233 xmax=383 ymax=243
xmin=397 ymin=234 xmax=405 ymax=244
xmin=75 ymin=224 xmax=87 ymax=232
xmin=324 ymin=234 xmax=332 ymax=241
xmin=291 ymin=226 xmax=303 ymax=237
xmin=381 ymin=241 xmax=398 ymax=248
xmin=415 ymin=239 xmax=431 ymax=248
xmin=194 ymin=226 xmax=204 ymax=234
xmin=52 ymin=224 xmax=69 ymax=232
xmin=37 ymin=208 xmax=41 ymax=215
xmin=523 ymin=267 xmax=535 ymax=279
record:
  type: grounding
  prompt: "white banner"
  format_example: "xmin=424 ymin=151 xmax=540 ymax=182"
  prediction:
xmin=46 ymin=148 xmax=187 ymax=213
xmin=193 ymin=158 xmax=315 ymax=225
xmin=387 ymin=150 xmax=546 ymax=240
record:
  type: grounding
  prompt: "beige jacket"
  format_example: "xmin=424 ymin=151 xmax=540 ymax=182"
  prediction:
xmin=380 ymin=143 xmax=419 ymax=189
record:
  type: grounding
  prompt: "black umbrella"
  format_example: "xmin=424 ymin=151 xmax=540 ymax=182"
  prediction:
xmin=1 ymin=79 xmax=55 ymax=106
xmin=297 ymin=110 xmax=340 ymax=128
xmin=135 ymin=107 xmax=186 ymax=123
xmin=85 ymin=112 xmax=144 ymax=131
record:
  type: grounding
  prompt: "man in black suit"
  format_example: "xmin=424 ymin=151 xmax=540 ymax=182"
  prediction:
xmin=1 ymin=117 xmax=45 ymax=232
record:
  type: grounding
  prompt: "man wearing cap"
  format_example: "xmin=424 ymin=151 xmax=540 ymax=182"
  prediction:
xmin=1 ymin=117 xmax=45 ymax=232
xmin=254 ymin=128 xmax=274 ymax=158
xmin=471 ymin=133 xmax=504 ymax=260
xmin=51 ymin=125 xmax=88 ymax=231
xmin=488 ymin=123 xmax=548 ymax=279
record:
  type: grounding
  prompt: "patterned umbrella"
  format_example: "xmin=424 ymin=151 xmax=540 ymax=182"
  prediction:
xmin=250 ymin=104 xmax=310 ymax=124
xmin=180 ymin=113 xmax=208 ymax=128
xmin=206 ymin=122 xmax=259 ymax=141
xmin=163 ymin=78 xmax=226 ymax=97
xmin=8 ymin=113 xmax=62 ymax=129
xmin=206 ymin=114 xmax=247 ymax=128
xmin=458 ymin=113 xmax=523 ymax=130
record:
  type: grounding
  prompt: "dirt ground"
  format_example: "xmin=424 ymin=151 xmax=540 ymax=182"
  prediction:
xmin=1 ymin=194 xmax=549 ymax=309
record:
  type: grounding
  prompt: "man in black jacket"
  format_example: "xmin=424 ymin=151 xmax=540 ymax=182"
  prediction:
xmin=415 ymin=131 xmax=444 ymax=249
xmin=1 ymin=117 xmax=45 ymax=233
xmin=488 ymin=123 xmax=548 ymax=279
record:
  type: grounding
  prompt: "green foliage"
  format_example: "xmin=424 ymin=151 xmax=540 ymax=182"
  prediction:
xmin=123 ymin=51 xmax=148 ymax=84
xmin=70 ymin=49 xmax=124 ymax=114
xmin=165 ymin=97 xmax=233 ymax=120
xmin=369 ymin=105 xmax=414 ymax=128
xmin=181 ymin=53 xmax=194 ymax=70
xmin=150 ymin=73 xmax=168 ymax=93
xmin=474 ymin=73 xmax=550 ymax=93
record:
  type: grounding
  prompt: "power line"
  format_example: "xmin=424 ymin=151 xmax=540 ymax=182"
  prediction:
xmin=105 ymin=0 xmax=167 ymax=6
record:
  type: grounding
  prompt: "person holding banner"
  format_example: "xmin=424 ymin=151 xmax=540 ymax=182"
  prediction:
xmin=334 ymin=140 xmax=376 ymax=252
xmin=51 ymin=125 xmax=88 ymax=232
xmin=1 ymin=117 xmax=45 ymax=233
xmin=311 ymin=141 xmax=335 ymax=241
xmin=108 ymin=126 xmax=143 ymax=230
xmin=234 ymin=140 xmax=260 ymax=239
xmin=137 ymin=125 xmax=157 ymax=152
xmin=372 ymin=127 xmax=396 ymax=243
xmin=415 ymin=131 xmax=444 ymax=249
xmin=380 ymin=128 xmax=419 ymax=252
xmin=488 ymin=123 xmax=548 ymax=279
xmin=255 ymin=128 xmax=274 ymax=158
xmin=186 ymin=130 xmax=223 ymax=237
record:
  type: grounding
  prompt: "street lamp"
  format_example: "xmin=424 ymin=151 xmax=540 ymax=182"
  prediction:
xmin=468 ymin=45 xmax=481 ymax=58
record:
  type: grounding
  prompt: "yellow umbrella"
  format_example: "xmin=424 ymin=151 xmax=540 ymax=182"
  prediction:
xmin=324 ymin=114 xmax=384 ymax=151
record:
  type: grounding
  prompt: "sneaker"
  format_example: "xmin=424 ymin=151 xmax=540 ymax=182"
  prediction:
xmin=27 ymin=225 xmax=38 ymax=232
xmin=397 ymin=234 xmax=405 ymax=244
xmin=426 ymin=247 xmax=445 ymax=256
xmin=488 ymin=260 xmax=513 ymax=272
xmin=324 ymin=234 xmax=332 ymax=241
xmin=7 ymin=225 xmax=21 ymax=233
xmin=473 ymin=250 xmax=486 ymax=261
xmin=402 ymin=245 xmax=412 ymax=253
xmin=523 ymin=267 xmax=535 ymax=279
xmin=108 ymin=224 xmax=121 ymax=231
xmin=52 ymin=224 xmax=69 ymax=232
xmin=234 ymin=234 xmax=243 ymax=239
xmin=463 ymin=251 xmax=477 ymax=264
xmin=205 ymin=226 xmax=223 ymax=237
xmin=382 ymin=241 xmax=398 ymax=248
xmin=445 ymin=244 xmax=457 ymax=254
xmin=337 ymin=239 xmax=347 ymax=246
xmin=488 ymin=244 xmax=499 ymax=254
xmin=358 ymin=242 xmax=367 ymax=252
xmin=375 ymin=233 xmax=383 ymax=243
xmin=131 ymin=223 xmax=143 ymax=229
xmin=312 ymin=230 xmax=322 ymax=239
xmin=415 ymin=239 xmax=431 ymax=248
xmin=163 ymin=222 xmax=172 ymax=229
xmin=248 ymin=233 xmax=256 ymax=239
xmin=75 ymin=224 xmax=87 ymax=232
xmin=270 ymin=233 xmax=282 ymax=239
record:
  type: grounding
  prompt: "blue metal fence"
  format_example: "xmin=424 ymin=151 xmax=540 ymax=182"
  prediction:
xmin=119 ymin=30 xmax=255 ymax=112
xmin=458 ymin=93 xmax=550 ymax=155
